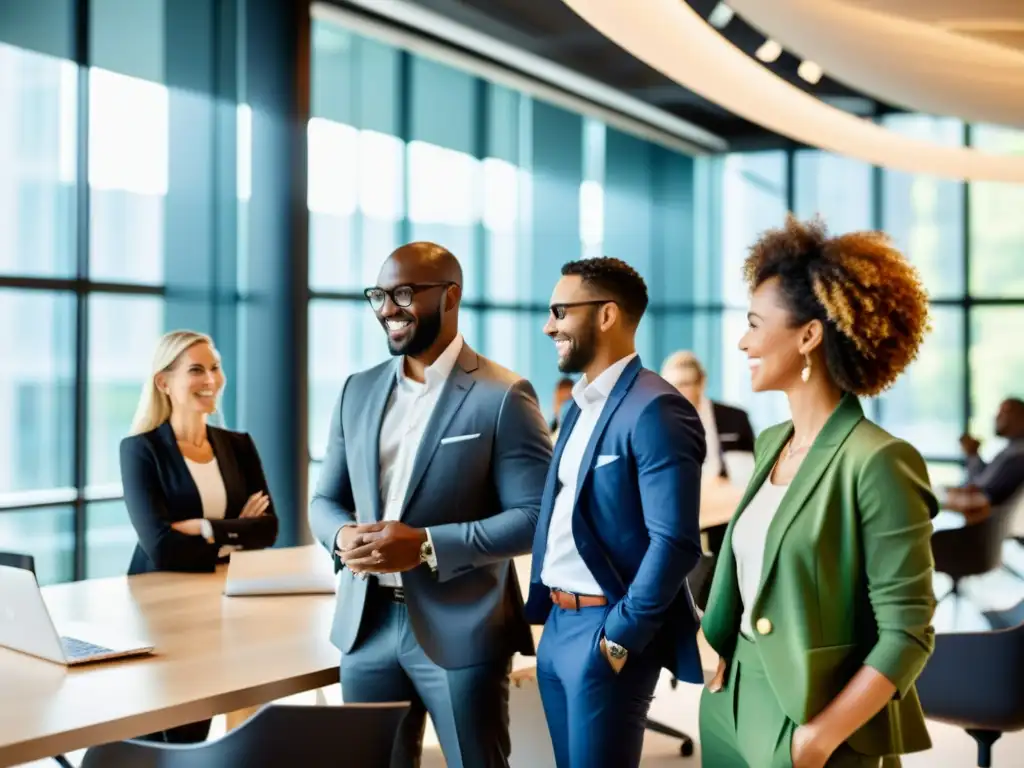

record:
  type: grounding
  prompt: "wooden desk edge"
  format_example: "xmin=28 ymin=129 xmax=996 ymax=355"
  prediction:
xmin=0 ymin=667 xmax=339 ymax=767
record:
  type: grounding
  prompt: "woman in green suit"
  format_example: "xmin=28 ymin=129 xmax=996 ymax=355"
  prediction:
xmin=699 ymin=215 xmax=937 ymax=768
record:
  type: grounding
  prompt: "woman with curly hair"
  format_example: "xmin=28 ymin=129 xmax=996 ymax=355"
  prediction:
xmin=699 ymin=215 xmax=937 ymax=768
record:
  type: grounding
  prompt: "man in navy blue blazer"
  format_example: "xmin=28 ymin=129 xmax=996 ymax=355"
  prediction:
xmin=525 ymin=257 xmax=706 ymax=767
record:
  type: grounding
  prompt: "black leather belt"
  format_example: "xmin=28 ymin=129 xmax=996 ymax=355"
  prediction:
xmin=373 ymin=581 xmax=406 ymax=603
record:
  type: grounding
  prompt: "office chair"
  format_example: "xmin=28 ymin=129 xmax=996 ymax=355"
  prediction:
xmin=80 ymin=702 xmax=409 ymax=768
xmin=916 ymin=617 xmax=1024 ymax=767
xmin=931 ymin=505 xmax=1013 ymax=623
xmin=0 ymin=551 xmax=36 ymax=574
xmin=641 ymin=559 xmax=719 ymax=759
xmin=0 ymin=552 xmax=71 ymax=768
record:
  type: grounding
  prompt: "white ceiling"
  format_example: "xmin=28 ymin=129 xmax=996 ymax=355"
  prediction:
xmin=729 ymin=0 xmax=1024 ymax=128
xmin=561 ymin=0 xmax=1024 ymax=180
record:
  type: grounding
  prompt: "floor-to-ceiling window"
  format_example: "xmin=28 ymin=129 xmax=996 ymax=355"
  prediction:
xmin=0 ymin=0 xmax=306 ymax=583
xmin=306 ymin=10 xmax=702 ymax=486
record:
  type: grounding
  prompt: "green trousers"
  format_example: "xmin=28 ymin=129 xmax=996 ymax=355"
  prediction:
xmin=699 ymin=636 xmax=900 ymax=768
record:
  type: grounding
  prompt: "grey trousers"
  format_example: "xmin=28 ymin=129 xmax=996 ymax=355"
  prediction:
xmin=340 ymin=588 xmax=512 ymax=768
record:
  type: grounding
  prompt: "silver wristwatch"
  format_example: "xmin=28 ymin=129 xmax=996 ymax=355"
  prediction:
xmin=605 ymin=635 xmax=629 ymax=661
xmin=419 ymin=538 xmax=437 ymax=571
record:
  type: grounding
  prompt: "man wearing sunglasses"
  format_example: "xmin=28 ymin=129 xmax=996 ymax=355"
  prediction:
xmin=309 ymin=241 xmax=551 ymax=768
xmin=525 ymin=257 xmax=706 ymax=768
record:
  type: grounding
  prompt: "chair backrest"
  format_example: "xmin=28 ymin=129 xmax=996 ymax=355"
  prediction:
xmin=80 ymin=703 xmax=410 ymax=768
xmin=931 ymin=505 xmax=1014 ymax=581
xmin=0 ymin=551 xmax=35 ymax=574
xmin=917 ymin=618 xmax=1024 ymax=734
xmin=1003 ymin=483 xmax=1024 ymax=539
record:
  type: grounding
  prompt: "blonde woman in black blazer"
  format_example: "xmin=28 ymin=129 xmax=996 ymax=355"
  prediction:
xmin=119 ymin=330 xmax=278 ymax=741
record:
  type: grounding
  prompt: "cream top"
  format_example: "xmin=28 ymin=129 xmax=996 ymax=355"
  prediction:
xmin=731 ymin=476 xmax=789 ymax=638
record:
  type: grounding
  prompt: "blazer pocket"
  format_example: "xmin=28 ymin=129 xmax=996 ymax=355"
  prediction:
xmin=440 ymin=433 xmax=481 ymax=446
xmin=595 ymin=454 xmax=620 ymax=468
xmin=803 ymin=643 xmax=860 ymax=719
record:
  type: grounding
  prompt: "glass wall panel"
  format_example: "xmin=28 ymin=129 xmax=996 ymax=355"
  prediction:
xmin=793 ymin=150 xmax=872 ymax=235
xmin=969 ymin=124 xmax=1024 ymax=297
xmin=86 ymin=499 xmax=136 ymax=578
xmin=720 ymin=152 xmax=787 ymax=308
xmin=0 ymin=42 xmax=77 ymax=277
xmin=87 ymin=294 xmax=165 ymax=490
xmin=881 ymin=114 xmax=965 ymax=299
xmin=0 ymin=506 xmax=75 ymax=585
xmin=0 ymin=289 xmax=75 ymax=504
xmin=970 ymin=307 xmax=1024 ymax=452
xmin=875 ymin=306 xmax=964 ymax=451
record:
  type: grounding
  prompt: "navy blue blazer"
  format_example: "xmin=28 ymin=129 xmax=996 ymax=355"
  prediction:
xmin=119 ymin=422 xmax=278 ymax=575
xmin=525 ymin=356 xmax=706 ymax=684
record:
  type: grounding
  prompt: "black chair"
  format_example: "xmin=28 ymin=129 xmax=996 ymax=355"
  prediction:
xmin=916 ymin=619 xmax=1024 ymax=767
xmin=931 ymin=506 xmax=1014 ymax=622
xmin=0 ymin=552 xmax=71 ymax=768
xmin=642 ymin=552 xmax=720 ymax=759
xmin=0 ymin=550 xmax=36 ymax=574
xmin=80 ymin=702 xmax=409 ymax=768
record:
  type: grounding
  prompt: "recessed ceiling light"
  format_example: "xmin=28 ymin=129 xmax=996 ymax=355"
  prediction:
xmin=755 ymin=39 xmax=782 ymax=63
xmin=798 ymin=60 xmax=823 ymax=84
xmin=707 ymin=3 xmax=734 ymax=29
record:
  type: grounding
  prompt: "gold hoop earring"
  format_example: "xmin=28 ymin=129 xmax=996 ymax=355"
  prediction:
xmin=800 ymin=355 xmax=812 ymax=383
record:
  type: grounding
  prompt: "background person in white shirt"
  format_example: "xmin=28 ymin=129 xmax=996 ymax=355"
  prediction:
xmin=309 ymin=242 xmax=551 ymax=768
xmin=524 ymin=257 xmax=706 ymax=768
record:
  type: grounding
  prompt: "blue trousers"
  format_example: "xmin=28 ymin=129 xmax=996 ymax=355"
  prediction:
xmin=340 ymin=589 xmax=511 ymax=768
xmin=537 ymin=603 xmax=662 ymax=768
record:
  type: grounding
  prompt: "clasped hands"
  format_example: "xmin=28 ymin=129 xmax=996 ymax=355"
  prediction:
xmin=336 ymin=521 xmax=427 ymax=575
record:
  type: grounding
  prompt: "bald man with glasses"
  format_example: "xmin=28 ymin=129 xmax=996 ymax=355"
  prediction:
xmin=309 ymin=242 xmax=552 ymax=768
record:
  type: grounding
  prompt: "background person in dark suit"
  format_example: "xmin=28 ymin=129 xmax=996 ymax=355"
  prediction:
xmin=119 ymin=330 xmax=278 ymax=743
xmin=526 ymin=257 xmax=706 ymax=768
xmin=549 ymin=376 xmax=574 ymax=438
xmin=309 ymin=242 xmax=551 ymax=768
xmin=661 ymin=350 xmax=756 ymax=480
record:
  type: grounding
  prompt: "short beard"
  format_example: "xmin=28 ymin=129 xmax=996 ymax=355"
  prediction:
xmin=385 ymin=307 xmax=442 ymax=357
xmin=557 ymin=326 xmax=596 ymax=374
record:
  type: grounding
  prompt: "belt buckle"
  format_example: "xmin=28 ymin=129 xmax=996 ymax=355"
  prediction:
xmin=550 ymin=588 xmax=580 ymax=612
xmin=392 ymin=587 xmax=405 ymax=603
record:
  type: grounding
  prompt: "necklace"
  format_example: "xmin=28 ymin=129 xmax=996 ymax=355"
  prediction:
xmin=786 ymin=436 xmax=812 ymax=460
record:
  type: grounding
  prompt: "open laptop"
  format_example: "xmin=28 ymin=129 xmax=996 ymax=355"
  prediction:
xmin=0 ymin=565 xmax=154 ymax=666
xmin=223 ymin=546 xmax=337 ymax=597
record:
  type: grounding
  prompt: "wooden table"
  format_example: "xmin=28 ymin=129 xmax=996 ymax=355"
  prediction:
xmin=0 ymin=545 xmax=339 ymax=767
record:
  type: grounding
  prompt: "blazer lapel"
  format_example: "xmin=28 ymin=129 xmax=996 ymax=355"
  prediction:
xmin=399 ymin=345 xmax=479 ymax=516
xmin=531 ymin=404 xmax=580 ymax=582
xmin=155 ymin=422 xmax=202 ymax=520
xmin=207 ymin=427 xmax=244 ymax=518
xmin=755 ymin=394 xmax=865 ymax=601
xmin=571 ymin=357 xmax=643 ymax=514
xmin=366 ymin=360 xmax=399 ymax=522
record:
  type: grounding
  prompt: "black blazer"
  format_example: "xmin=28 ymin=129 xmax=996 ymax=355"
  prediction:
xmin=712 ymin=401 xmax=756 ymax=466
xmin=119 ymin=422 xmax=278 ymax=575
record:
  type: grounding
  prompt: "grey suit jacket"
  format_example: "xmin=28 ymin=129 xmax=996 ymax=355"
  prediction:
xmin=308 ymin=344 xmax=552 ymax=669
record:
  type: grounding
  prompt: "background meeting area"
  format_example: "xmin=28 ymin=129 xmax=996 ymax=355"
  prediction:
xmin=1 ymin=0 xmax=1023 ymax=765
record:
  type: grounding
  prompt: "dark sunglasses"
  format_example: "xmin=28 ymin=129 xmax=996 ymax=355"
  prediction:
xmin=548 ymin=299 xmax=616 ymax=320
xmin=363 ymin=282 xmax=454 ymax=311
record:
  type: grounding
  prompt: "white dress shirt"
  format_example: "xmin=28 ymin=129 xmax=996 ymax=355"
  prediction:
xmin=697 ymin=396 xmax=722 ymax=479
xmin=375 ymin=334 xmax=463 ymax=587
xmin=540 ymin=353 xmax=637 ymax=596
xmin=732 ymin=476 xmax=788 ymax=638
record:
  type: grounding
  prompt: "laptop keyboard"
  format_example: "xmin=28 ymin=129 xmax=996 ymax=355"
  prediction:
xmin=60 ymin=635 xmax=115 ymax=660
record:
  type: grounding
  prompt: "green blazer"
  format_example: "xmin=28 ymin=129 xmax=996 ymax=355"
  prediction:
xmin=701 ymin=394 xmax=938 ymax=757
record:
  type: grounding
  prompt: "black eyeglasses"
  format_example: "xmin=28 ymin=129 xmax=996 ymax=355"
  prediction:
xmin=363 ymin=282 xmax=454 ymax=311
xmin=548 ymin=299 xmax=617 ymax=320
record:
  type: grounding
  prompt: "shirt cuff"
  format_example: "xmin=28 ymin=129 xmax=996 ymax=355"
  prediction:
xmin=424 ymin=528 xmax=439 ymax=571
xmin=200 ymin=518 xmax=215 ymax=543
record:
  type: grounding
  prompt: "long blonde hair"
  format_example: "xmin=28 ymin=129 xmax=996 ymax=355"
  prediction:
xmin=129 ymin=330 xmax=215 ymax=435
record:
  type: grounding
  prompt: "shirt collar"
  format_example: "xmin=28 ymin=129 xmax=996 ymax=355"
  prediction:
xmin=397 ymin=333 xmax=464 ymax=391
xmin=572 ymin=353 xmax=637 ymax=409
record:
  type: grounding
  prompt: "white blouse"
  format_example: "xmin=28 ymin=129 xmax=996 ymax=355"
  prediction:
xmin=731 ymin=476 xmax=789 ymax=638
xmin=183 ymin=457 xmax=232 ymax=557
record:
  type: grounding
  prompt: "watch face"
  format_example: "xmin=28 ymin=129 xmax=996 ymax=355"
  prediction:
xmin=608 ymin=643 xmax=628 ymax=659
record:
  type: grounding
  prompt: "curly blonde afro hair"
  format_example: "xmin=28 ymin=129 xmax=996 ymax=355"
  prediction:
xmin=743 ymin=214 xmax=930 ymax=397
